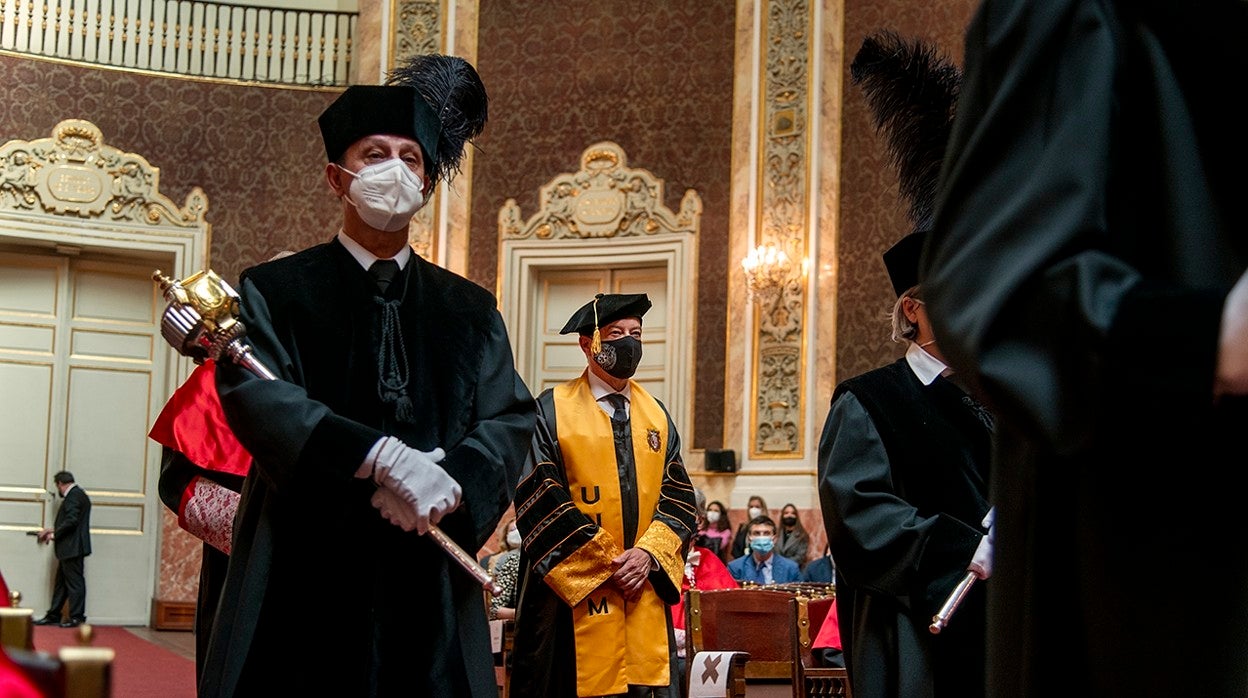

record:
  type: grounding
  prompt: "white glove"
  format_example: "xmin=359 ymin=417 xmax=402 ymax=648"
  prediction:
xmin=968 ymin=525 xmax=994 ymax=580
xmin=362 ymin=436 xmax=459 ymax=534
xmin=1216 ymin=267 xmax=1248 ymax=397
xmin=686 ymin=548 xmax=702 ymax=567
xmin=371 ymin=485 xmax=420 ymax=532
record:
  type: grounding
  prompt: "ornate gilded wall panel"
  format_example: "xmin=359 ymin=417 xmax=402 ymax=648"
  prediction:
xmin=0 ymin=119 xmax=207 ymax=229
xmin=499 ymin=142 xmax=702 ymax=242
xmin=750 ymin=0 xmax=812 ymax=458
xmin=391 ymin=0 xmax=443 ymax=261
xmin=393 ymin=0 xmax=443 ymax=60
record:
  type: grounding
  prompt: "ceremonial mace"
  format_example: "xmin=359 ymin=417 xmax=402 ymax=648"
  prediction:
xmin=930 ymin=507 xmax=994 ymax=634
xmin=153 ymin=269 xmax=502 ymax=596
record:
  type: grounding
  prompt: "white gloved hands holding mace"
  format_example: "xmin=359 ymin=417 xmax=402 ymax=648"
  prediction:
xmin=359 ymin=436 xmax=460 ymax=534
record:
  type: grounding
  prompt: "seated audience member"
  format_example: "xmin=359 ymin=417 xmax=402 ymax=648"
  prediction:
xmin=730 ymin=495 xmax=768 ymax=559
xmin=483 ymin=517 xmax=521 ymax=621
xmin=728 ymin=515 xmax=800 ymax=585
xmin=801 ymin=546 xmax=837 ymax=584
xmin=776 ymin=502 xmax=811 ymax=570
xmin=699 ymin=499 xmax=733 ymax=563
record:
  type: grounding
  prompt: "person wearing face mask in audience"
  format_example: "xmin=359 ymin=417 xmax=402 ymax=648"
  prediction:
xmin=699 ymin=499 xmax=733 ymax=563
xmin=775 ymin=502 xmax=811 ymax=571
xmin=511 ymin=292 xmax=698 ymax=698
xmin=200 ymin=54 xmax=536 ymax=698
xmin=727 ymin=515 xmax=800 ymax=586
xmin=730 ymin=495 xmax=767 ymax=559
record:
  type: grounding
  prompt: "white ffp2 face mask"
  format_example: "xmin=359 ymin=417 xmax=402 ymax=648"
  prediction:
xmin=338 ymin=159 xmax=426 ymax=232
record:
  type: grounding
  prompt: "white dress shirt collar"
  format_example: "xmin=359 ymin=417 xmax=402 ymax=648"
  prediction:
xmin=905 ymin=342 xmax=949 ymax=386
xmin=337 ymin=229 xmax=412 ymax=271
xmin=585 ymin=369 xmax=631 ymax=416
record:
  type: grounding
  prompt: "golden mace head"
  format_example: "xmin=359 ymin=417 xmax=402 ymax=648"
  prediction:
xmin=152 ymin=269 xmax=245 ymax=363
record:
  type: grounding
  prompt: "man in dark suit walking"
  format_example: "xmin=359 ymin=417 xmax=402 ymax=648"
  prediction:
xmin=33 ymin=471 xmax=92 ymax=628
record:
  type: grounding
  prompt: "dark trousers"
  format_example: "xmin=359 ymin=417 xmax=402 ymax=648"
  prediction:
xmin=46 ymin=555 xmax=86 ymax=621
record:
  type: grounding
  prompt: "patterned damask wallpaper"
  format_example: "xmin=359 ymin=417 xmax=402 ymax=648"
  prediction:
xmin=0 ymin=53 xmax=342 ymax=284
xmin=472 ymin=0 xmax=736 ymax=450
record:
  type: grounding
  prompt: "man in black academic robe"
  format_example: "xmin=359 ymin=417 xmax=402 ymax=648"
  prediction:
xmin=923 ymin=2 xmax=1248 ymax=695
xmin=818 ymin=233 xmax=993 ymax=698
xmin=200 ymin=58 xmax=536 ymax=697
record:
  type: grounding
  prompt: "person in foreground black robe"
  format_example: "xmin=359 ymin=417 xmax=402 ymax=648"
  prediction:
xmin=510 ymin=293 xmax=697 ymax=698
xmin=922 ymin=2 xmax=1248 ymax=695
xmin=201 ymin=57 xmax=536 ymax=697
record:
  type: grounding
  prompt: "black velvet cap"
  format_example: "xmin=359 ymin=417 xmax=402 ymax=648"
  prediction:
xmin=560 ymin=293 xmax=651 ymax=335
xmin=883 ymin=230 xmax=927 ymax=297
xmin=318 ymin=85 xmax=441 ymax=165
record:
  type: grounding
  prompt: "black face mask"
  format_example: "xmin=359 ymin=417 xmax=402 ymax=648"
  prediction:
xmin=594 ymin=336 xmax=643 ymax=379
xmin=782 ymin=516 xmax=798 ymax=526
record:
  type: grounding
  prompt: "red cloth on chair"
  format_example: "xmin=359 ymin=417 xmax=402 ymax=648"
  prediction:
xmin=813 ymin=597 xmax=843 ymax=651
xmin=0 ymin=649 xmax=44 ymax=698
xmin=673 ymin=545 xmax=739 ymax=631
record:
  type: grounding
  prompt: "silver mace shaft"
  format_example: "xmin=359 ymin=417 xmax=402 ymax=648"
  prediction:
xmin=153 ymin=269 xmax=502 ymax=596
xmin=930 ymin=507 xmax=994 ymax=634
xmin=929 ymin=572 xmax=976 ymax=634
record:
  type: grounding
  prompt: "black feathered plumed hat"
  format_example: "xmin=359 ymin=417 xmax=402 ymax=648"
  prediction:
xmin=851 ymin=30 xmax=961 ymax=297
xmin=386 ymin=54 xmax=490 ymax=188
xmin=318 ymin=85 xmax=442 ymax=167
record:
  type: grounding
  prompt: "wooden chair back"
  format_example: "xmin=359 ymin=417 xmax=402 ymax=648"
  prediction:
xmin=791 ymin=595 xmax=851 ymax=698
xmin=684 ymin=587 xmax=798 ymax=680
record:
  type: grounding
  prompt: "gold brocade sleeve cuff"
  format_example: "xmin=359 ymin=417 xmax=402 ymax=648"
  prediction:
xmin=545 ymin=527 xmax=621 ymax=607
xmin=636 ymin=522 xmax=685 ymax=593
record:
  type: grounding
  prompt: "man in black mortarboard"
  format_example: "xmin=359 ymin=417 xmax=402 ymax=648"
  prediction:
xmin=510 ymin=292 xmax=697 ymax=698
xmin=200 ymin=55 xmax=536 ymax=698
xmin=815 ymin=31 xmax=995 ymax=698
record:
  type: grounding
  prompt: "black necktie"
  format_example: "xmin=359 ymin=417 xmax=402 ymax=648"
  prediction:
xmin=604 ymin=393 xmax=629 ymax=426
xmin=369 ymin=259 xmax=400 ymax=294
xmin=603 ymin=392 xmax=638 ymax=545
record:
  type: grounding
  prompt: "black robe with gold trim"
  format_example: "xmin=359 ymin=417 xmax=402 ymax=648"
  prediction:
xmin=202 ymin=239 xmax=535 ymax=697
xmin=511 ymin=376 xmax=696 ymax=697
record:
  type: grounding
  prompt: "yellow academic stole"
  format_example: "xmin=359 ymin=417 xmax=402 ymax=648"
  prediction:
xmin=554 ymin=378 xmax=671 ymax=696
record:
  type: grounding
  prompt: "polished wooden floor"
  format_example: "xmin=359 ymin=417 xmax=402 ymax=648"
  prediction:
xmin=125 ymin=626 xmax=196 ymax=661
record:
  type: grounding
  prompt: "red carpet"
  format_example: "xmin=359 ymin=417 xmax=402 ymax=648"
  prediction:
xmin=32 ymin=625 xmax=195 ymax=698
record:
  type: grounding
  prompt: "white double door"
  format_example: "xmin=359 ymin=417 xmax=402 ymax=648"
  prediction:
xmin=0 ymin=249 xmax=167 ymax=624
xmin=526 ymin=264 xmax=670 ymax=406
